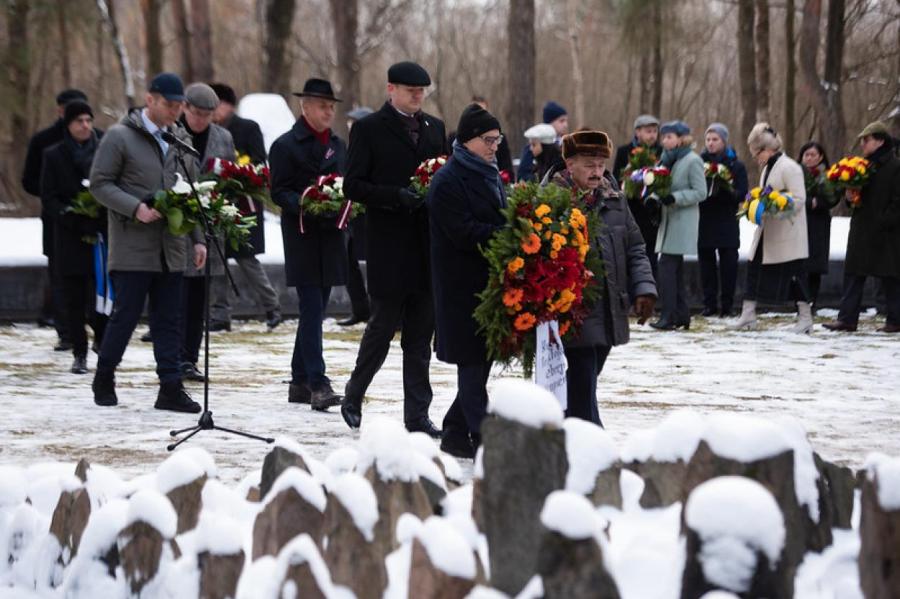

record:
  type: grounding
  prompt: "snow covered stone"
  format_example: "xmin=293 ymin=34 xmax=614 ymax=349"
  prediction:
xmin=681 ymin=477 xmax=790 ymax=599
xmin=253 ymin=467 xmax=326 ymax=559
xmin=859 ymin=453 xmax=900 ymax=597
xmin=536 ymin=492 xmax=620 ymax=598
xmin=322 ymin=473 xmax=387 ymax=599
xmin=479 ymin=391 xmax=568 ymax=596
xmin=116 ymin=490 xmax=181 ymax=595
xmin=487 ymin=379 xmax=564 ymax=430
xmin=259 ymin=440 xmax=312 ymax=500
xmin=563 ymin=418 xmax=622 ymax=508
xmin=48 ymin=483 xmax=91 ymax=568
xmin=194 ymin=513 xmax=246 ymax=599
xmin=272 ymin=534 xmax=351 ymax=599
xmin=157 ymin=449 xmax=214 ymax=536
xmin=408 ymin=517 xmax=478 ymax=598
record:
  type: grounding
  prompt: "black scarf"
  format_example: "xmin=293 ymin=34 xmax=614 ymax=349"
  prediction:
xmin=64 ymin=130 xmax=98 ymax=178
xmin=762 ymin=151 xmax=783 ymax=187
xmin=181 ymin=116 xmax=211 ymax=160
xmin=452 ymin=139 xmax=505 ymax=206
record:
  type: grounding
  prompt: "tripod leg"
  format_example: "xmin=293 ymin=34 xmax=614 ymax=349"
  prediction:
xmin=170 ymin=424 xmax=201 ymax=437
xmin=213 ymin=425 xmax=275 ymax=443
xmin=167 ymin=426 xmax=203 ymax=451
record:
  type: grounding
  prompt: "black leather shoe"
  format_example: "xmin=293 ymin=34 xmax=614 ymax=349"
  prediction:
xmin=337 ymin=313 xmax=370 ymax=327
xmin=208 ymin=320 xmax=232 ymax=332
xmin=266 ymin=310 xmax=283 ymax=331
xmin=54 ymin=340 xmax=73 ymax=352
xmin=407 ymin=417 xmax=442 ymax=438
xmin=92 ymin=371 xmax=118 ymax=407
xmin=878 ymin=323 xmax=900 ymax=333
xmin=288 ymin=382 xmax=311 ymax=404
xmin=650 ymin=319 xmax=690 ymax=331
xmin=823 ymin=320 xmax=858 ymax=332
xmin=440 ymin=433 xmax=476 ymax=459
xmin=310 ymin=381 xmax=341 ymax=412
xmin=181 ymin=362 xmax=206 ymax=382
xmin=70 ymin=356 xmax=88 ymax=375
xmin=341 ymin=396 xmax=362 ymax=429
xmin=155 ymin=382 xmax=201 ymax=413
xmin=140 ymin=331 xmax=153 ymax=343
xmin=719 ymin=308 xmax=734 ymax=318
xmin=701 ymin=307 xmax=717 ymax=317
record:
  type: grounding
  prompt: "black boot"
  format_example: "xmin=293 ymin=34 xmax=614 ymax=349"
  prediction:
xmin=407 ymin=416 xmax=442 ymax=438
xmin=155 ymin=381 xmax=201 ymax=413
xmin=341 ymin=394 xmax=362 ymax=429
xmin=288 ymin=382 xmax=311 ymax=404
xmin=92 ymin=370 xmax=118 ymax=407
xmin=337 ymin=312 xmax=369 ymax=326
xmin=70 ymin=355 xmax=88 ymax=375
xmin=181 ymin=362 xmax=206 ymax=382
xmin=440 ymin=431 xmax=476 ymax=459
xmin=266 ymin=310 xmax=283 ymax=331
xmin=310 ymin=381 xmax=342 ymax=412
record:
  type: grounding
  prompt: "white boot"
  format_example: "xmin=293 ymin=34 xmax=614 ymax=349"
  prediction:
xmin=729 ymin=300 xmax=758 ymax=330
xmin=792 ymin=301 xmax=813 ymax=334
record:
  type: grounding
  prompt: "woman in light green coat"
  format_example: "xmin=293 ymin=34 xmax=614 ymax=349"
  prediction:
xmin=651 ymin=120 xmax=707 ymax=330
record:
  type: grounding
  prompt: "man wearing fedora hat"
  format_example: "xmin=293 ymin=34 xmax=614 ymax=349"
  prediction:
xmin=340 ymin=61 xmax=448 ymax=437
xmin=545 ymin=130 xmax=657 ymax=426
xmin=270 ymin=78 xmax=349 ymax=410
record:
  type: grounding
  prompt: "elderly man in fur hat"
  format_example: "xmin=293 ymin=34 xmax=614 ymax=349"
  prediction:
xmin=543 ymin=130 xmax=657 ymax=426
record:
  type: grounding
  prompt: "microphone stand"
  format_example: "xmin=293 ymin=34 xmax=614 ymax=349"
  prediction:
xmin=167 ymin=142 xmax=273 ymax=451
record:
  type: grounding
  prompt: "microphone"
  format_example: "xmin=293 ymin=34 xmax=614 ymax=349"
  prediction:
xmin=160 ymin=131 xmax=200 ymax=157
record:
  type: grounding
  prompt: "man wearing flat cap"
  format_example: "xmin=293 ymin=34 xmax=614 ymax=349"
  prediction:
xmin=340 ymin=61 xmax=449 ymax=437
xmin=176 ymin=83 xmax=236 ymax=382
xmin=544 ymin=130 xmax=657 ymax=426
xmin=89 ymin=72 xmax=206 ymax=413
xmin=270 ymin=78 xmax=348 ymax=410
xmin=824 ymin=121 xmax=900 ymax=333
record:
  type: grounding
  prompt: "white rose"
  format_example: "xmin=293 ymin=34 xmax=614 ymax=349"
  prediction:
xmin=196 ymin=180 xmax=217 ymax=193
xmin=221 ymin=204 xmax=239 ymax=218
xmin=333 ymin=177 xmax=343 ymax=191
xmin=81 ymin=179 xmax=90 ymax=189
xmin=643 ymin=171 xmax=656 ymax=187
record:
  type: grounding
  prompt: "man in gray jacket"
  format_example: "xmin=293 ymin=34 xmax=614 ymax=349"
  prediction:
xmin=546 ymin=130 xmax=657 ymax=426
xmin=89 ymin=72 xmax=206 ymax=412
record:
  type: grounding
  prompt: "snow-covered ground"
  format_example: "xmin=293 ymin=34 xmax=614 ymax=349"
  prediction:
xmin=0 ymin=216 xmax=852 ymax=268
xmin=0 ymin=311 xmax=896 ymax=483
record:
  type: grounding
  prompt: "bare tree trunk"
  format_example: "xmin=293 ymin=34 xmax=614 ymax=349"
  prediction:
xmin=651 ymin=0 xmax=663 ymax=117
xmin=264 ymin=0 xmax=296 ymax=97
xmin=823 ymin=0 xmax=846 ymax=149
xmin=755 ymin=0 xmax=770 ymax=119
xmin=738 ymin=0 xmax=758 ymax=142
xmin=97 ymin=0 xmax=136 ymax=107
xmin=140 ymin=0 xmax=164 ymax=76
xmin=7 ymin=0 xmax=30 ymax=146
xmin=567 ymin=0 xmax=586 ymax=127
xmin=639 ymin=46 xmax=651 ymax=113
xmin=784 ymin=0 xmax=796 ymax=153
xmin=329 ymin=0 xmax=360 ymax=138
xmin=507 ymin=0 xmax=536 ymax=151
xmin=56 ymin=0 xmax=72 ymax=86
xmin=191 ymin=0 xmax=214 ymax=81
xmin=799 ymin=0 xmax=847 ymax=161
xmin=171 ymin=0 xmax=194 ymax=82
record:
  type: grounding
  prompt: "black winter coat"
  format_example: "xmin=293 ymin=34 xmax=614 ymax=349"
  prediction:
xmin=548 ymin=170 xmax=657 ymax=348
xmin=613 ymin=139 xmax=664 ymax=249
xmin=40 ymin=132 xmax=108 ymax=277
xmin=427 ymin=154 xmax=506 ymax=365
xmin=845 ymin=145 xmax=900 ymax=278
xmin=224 ymin=113 xmax=268 ymax=257
xmin=803 ymin=165 xmax=838 ymax=274
xmin=270 ymin=119 xmax=348 ymax=287
xmin=698 ymin=148 xmax=748 ymax=249
xmin=24 ymin=119 xmax=69 ymax=256
xmin=344 ymin=102 xmax=448 ymax=299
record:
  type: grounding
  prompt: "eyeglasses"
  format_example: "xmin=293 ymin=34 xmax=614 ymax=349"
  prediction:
xmin=480 ymin=134 xmax=504 ymax=147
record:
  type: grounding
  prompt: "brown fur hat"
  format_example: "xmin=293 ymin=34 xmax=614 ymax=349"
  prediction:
xmin=561 ymin=130 xmax=613 ymax=160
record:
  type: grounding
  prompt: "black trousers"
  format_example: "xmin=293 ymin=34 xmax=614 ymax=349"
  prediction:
xmin=564 ymin=345 xmax=611 ymax=426
xmin=344 ymin=291 xmax=434 ymax=423
xmin=443 ymin=361 xmax=492 ymax=440
xmin=346 ymin=234 xmax=370 ymax=318
xmin=837 ymin=274 xmax=900 ymax=326
xmin=97 ymin=270 xmax=183 ymax=383
xmin=62 ymin=274 xmax=107 ymax=358
xmin=698 ymin=247 xmax=738 ymax=313
xmin=47 ymin=250 xmax=71 ymax=342
xmin=180 ymin=276 xmax=206 ymax=366
xmin=658 ymin=254 xmax=690 ymax=324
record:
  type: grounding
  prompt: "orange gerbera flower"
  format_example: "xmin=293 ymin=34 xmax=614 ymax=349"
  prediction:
xmin=507 ymin=256 xmax=525 ymax=274
xmin=521 ymin=233 xmax=541 ymax=254
xmin=514 ymin=312 xmax=537 ymax=331
xmin=502 ymin=287 xmax=524 ymax=307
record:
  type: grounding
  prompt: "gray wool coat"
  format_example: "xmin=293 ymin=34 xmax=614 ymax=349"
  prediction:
xmin=183 ymin=123 xmax=236 ymax=278
xmin=89 ymin=109 xmax=202 ymax=272
xmin=547 ymin=170 xmax=657 ymax=348
xmin=655 ymin=149 xmax=707 ymax=256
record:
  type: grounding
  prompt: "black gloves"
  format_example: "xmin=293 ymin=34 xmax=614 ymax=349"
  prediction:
xmin=397 ymin=187 xmax=424 ymax=211
xmin=661 ymin=194 xmax=676 ymax=206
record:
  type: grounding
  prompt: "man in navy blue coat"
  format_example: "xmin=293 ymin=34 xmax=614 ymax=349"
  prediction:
xmin=428 ymin=104 xmax=507 ymax=459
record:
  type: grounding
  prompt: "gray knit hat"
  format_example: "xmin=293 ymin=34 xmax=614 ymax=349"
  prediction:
xmin=705 ymin=122 xmax=730 ymax=143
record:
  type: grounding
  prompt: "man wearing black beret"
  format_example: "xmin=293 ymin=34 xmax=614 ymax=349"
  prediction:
xmin=340 ymin=61 xmax=449 ymax=436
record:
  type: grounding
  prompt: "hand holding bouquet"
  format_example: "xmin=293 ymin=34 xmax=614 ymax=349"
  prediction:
xmin=621 ymin=145 xmax=659 ymax=201
xmin=204 ymin=154 xmax=272 ymax=212
xmin=300 ymin=173 xmax=364 ymax=232
xmin=704 ymin=161 xmax=734 ymax=195
xmin=410 ymin=155 xmax=448 ymax=198
xmin=69 ymin=179 xmax=101 ymax=219
xmin=826 ymin=156 xmax=870 ymax=209
xmin=737 ymin=186 xmax=795 ymax=225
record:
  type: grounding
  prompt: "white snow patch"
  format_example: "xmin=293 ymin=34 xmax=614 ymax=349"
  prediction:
xmin=155 ymin=447 xmax=216 ymax=494
xmin=474 ymin=447 xmax=484 ymax=480
xmin=237 ymin=93 xmax=296 ymax=153
xmin=417 ymin=516 xmax=477 ymax=579
xmin=356 ymin=417 xmax=420 ymax=483
xmin=265 ymin=467 xmax=326 ymax=512
xmin=540 ymin=491 xmax=598 ymax=540
xmin=619 ymin=469 xmax=645 ymax=511
xmin=488 ymin=379 xmax=563 ymax=429
xmin=124 ymin=489 xmax=178 ymax=539
xmin=466 ymin=586 xmax=509 ymax=598
xmin=395 ymin=513 xmax=423 ymax=545
xmin=700 ymin=592 xmax=741 ymax=599
xmin=515 ymin=575 xmax=544 ymax=599
xmin=330 ymin=473 xmax=378 ymax=542
xmin=685 ymin=477 xmax=785 ymax=592
xmin=621 ymin=411 xmax=705 ymax=463
xmin=0 ymin=466 xmax=28 ymax=509
xmin=703 ymin=413 xmax=792 ymax=463
xmin=272 ymin=534 xmax=353 ymax=599
xmin=438 ymin=454 xmax=464 ymax=484
xmin=865 ymin=453 xmax=900 ymax=511
xmin=193 ymin=511 xmax=244 ymax=556
xmin=74 ymin=499 xmax=129 ymax=559
xmin=563 ymin=418 xmax=618 ymax=495
xmin=325 ymin=447 xmax=360 ymax=477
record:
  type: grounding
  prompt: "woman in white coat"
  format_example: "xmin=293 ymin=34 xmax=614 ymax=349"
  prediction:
xmin=731 ymin=123 xmax=811 ymax=333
